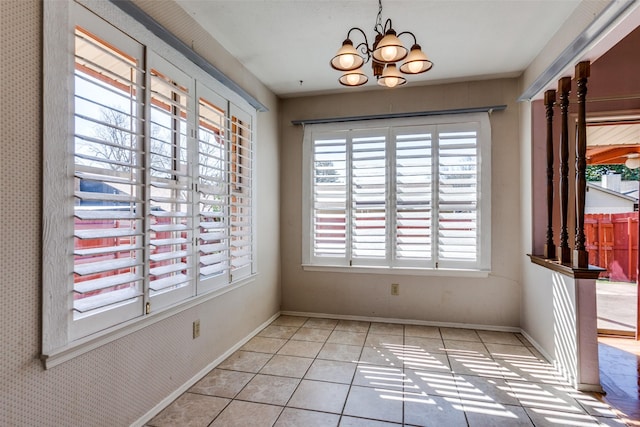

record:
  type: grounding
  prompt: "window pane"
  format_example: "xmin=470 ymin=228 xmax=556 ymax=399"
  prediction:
xmin=230 ymin=113 xmax=253 ymax=277
xmin=148 ymin=68 xmax=193 ymax=297
xmin=438 ymin=131 xmax=478 ymax=262
xmin=198 ymin=96 xmax=229 ymax=281
xmin=313 ymin=136 xmax=348 ymax=258
xmin=395 ymin=131 xmax=432 ymax=260
xmin=73 ymin=27 xmax=144 ymax=319
xmin=351 ymin=135 xmax=386 ymax=259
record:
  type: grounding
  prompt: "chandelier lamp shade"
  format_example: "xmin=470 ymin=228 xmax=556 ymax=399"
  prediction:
xmin=330 ymin=0 xmax=433 ymax=88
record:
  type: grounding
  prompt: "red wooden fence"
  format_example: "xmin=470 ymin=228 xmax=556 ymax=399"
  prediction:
xmin=585 ymin=212 xmax=638 ymax=282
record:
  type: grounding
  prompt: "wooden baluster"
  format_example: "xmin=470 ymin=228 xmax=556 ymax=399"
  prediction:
xmin=558 ymin=77 xmax=572 ymax=264
xmin=544 ymin=89 xmax=557 ymax=259
xmin=574 ymin=61 xmax=590 ymax=268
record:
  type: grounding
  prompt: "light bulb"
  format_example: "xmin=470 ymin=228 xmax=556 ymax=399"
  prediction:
xmin=626 ymin=157 xmax=640 ymax=169
xmin=346 ymin=73 xmax=360 ymax=86
xmin=408 ymin=61 xmax=423 ymax=74
xmin=381 ymin=46 xmax=398 ymax=62
xmin=385 ymin=77 xmax=399 ymax=88
xmin=339 ymin=54 xmax=355 ymax=70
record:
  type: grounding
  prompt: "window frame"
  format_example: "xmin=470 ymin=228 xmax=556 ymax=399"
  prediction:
xmin=301 ymin=114 xmax=491 ymax=275
xmin=42 ymin=1 xmax=258 ymax=368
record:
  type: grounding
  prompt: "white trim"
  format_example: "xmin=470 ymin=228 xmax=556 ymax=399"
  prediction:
xmin=280 ymin=311 xmax=520 ymax=333
xmin=301 ymin=264 xmax=490 ymax=278
xmin=130 ymin=311 xmax=280 ymax=427
xmin=43 ymin=0 xmax=75 ymax=354
xmin=42 ymin=275 xmax=256 ymax=369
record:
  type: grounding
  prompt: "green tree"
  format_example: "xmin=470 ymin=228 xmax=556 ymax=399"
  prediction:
xmin=586 ymin=164 xmax=639 ymax=181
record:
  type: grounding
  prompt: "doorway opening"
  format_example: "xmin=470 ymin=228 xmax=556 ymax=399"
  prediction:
xmin=585 ymin=121 xmax=640 ymax=337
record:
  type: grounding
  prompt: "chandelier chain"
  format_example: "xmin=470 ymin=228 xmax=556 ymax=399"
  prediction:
xmin=376 ymin=0 xmax=384 ymax=33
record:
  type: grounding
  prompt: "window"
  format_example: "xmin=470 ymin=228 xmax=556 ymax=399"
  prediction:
xmin=302 ymin=114 xmax=491 ymax=272
xmin=43 ymin=3 xmax=256 ymax=359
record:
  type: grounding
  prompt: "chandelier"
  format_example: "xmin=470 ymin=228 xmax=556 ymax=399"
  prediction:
xmin=330 ymin=0 xmax=433 ymax=88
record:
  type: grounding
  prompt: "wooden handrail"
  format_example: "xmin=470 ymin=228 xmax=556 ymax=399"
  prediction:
xmin=529 ymin=254 xmax=604 ymax=280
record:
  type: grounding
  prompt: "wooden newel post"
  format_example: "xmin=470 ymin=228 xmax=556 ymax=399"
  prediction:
xmin=574 ymin=61 xmax=590 ymax=268
xmin=544 ymin=90 xmax=557 ymax=259
xmin=558 ymin=77 xmax=572 ymax=264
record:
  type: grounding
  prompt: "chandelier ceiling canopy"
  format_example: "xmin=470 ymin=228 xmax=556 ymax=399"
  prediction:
xmin=330 ymin=0 xmax=433 ymax=88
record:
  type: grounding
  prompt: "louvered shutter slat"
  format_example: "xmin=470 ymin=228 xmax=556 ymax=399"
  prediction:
xmin=74 ymin=257 xmax=142 ymax=276
xmin=74 ymin=228 xmax=141 ymax=240
xmin=74 ymin=210 xmax=139 ymax=220
xmin=74 ymin=244 xmax=138 ymax=256
xmin=74 ymin=272 xmax=142 ymax=294
xmin=148 ymin=274 xmax=191 ymax=292
xmin=73 ymin=287 xmax=142 ymax=313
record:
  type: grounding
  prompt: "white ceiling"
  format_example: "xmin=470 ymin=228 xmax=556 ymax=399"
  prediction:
xmin=175 ymin=0 xmax=583 ymax=97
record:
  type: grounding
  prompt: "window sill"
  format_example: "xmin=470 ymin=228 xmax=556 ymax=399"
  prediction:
xmin=41 ymin=274 xmax=256 ymax=369
xmin=302 ymin=264 xmax=490 ymax=278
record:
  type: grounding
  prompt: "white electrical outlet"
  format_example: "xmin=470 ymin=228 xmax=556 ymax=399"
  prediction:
xmin=193 ymin=319 xmax=200 ymax=338
xmin=391 ymin=283 xmax=399 ymax=296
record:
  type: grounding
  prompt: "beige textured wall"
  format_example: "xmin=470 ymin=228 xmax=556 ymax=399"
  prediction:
xmin=0 ymin=1 xmax=280 ymax=425
xmin=279 ymin=79 xmax=522 ymax=327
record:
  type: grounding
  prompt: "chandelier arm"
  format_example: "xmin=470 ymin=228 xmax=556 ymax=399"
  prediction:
xmin=382 ymin=18 xmax=393 ymax=34
xmin=397 ymin=31 xmax=418 ymax=45
xmin=346 ymin=27 xmax=373 ymax=61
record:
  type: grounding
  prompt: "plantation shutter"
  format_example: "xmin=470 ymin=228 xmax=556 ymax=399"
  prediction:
xmin=229 ymin=106 xmax=254 ymax=280
xmin=393 ymin=126 xmax=434 ymax=267
xmin=303 ymin=114 xmax=489 ymax=271
xmin=147 ymin=54 xmax=195 ymax=309
xmin=311 ymin=132 xmax=349 ymax=264
xmin=72 ymin=25 xmax=145 ymax=338
xmin=196 ymin=84 xmax=230 ymax=291
xmin=350 ymin=131 xmax=387 ymax=265
xmin=437 ymin=124 xmax=479 ymax=268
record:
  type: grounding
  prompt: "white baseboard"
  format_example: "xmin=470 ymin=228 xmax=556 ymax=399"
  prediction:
xmin=280 ymin=310 xmax=522 ymax=333
xmin=518 ymin=329 xmax=554 ymax=362
xmin=131 ymin=311 xmax=281 ymax=427
xmin=518 ymin=329 xmax=578 ymax=387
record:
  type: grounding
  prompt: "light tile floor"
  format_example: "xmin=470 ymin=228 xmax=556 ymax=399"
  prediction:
xmin=148 ymin=316 xmax=628 ymax=426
